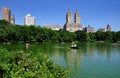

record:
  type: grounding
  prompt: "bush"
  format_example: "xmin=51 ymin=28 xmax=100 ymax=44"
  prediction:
xmin=0 ymin=48 xmax=71 ymax=78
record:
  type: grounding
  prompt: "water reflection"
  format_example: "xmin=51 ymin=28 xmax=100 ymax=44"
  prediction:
xmin=80 ymin=43 xmax=113 ymax=59
xmin=65 ymin=49 xmax=82 ymax=72
xmin=1 ymin=43 xmax=120 ymax=78
xmin=96 ymin=43 xmax=112 ymax=58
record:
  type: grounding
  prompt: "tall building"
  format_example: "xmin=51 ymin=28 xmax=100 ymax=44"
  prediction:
xmin=106 ymin=24 xmax=111 ymax=31
xmin=2 ymin=7 xmax=15 ymax=24
xmin=2 ymin=7 xmax=11 ymax=22
xmin=75 ymin=9 xmax=80 ymax=24
xmin=66 ymin=9 xmax=72 ymax=24
xmin=64 ymin=9 xmax=82 ymax=32
xmin=24 ymin=14 xmax=36 ymax=26
xmin=10 ymin=14 xmax=15 ymax=24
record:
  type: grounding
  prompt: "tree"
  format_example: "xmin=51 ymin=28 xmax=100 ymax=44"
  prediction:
xmin=75 ymin=30 xmax=87 ymax=42
xmin=95 ymin=31 xmax=106 ymax=41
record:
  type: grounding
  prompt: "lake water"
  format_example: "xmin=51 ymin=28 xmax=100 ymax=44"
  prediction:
xmin=1 ymin=43 xmax=120 ymax=78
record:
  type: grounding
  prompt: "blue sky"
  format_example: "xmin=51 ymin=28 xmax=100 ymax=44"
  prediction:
xmin=0 ymin=0 xmax=120 ymax=31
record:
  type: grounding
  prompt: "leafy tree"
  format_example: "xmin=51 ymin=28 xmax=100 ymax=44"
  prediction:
xmin=95 ymin=31 xmax=106 ymax=41
xmin=75 ymin=30 xmax=87 ymax=42
xmin=0 ymin=20 xmax=10 ymax=25
xmin=105 ymin=31 xmax=112 ymax=42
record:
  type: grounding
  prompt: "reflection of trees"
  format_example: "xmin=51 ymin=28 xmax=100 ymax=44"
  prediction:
xmin=105 ymin=44 xmax=112 ymax=58
xmin=96 ymin=43 xmax=112 ymax=58
xmin=86 ymin=43 xmax=96 ymax=57
xmin=81 ymin=43 xmax=112 ymax=59
xmin=65 ymin=49 xmax=82 ymax=72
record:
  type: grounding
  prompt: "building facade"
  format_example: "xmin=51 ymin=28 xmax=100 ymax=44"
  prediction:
xmin=64 ymin=9 xmax=82 ymax=32
xmin=10 ymin=14 xmax=15 ymax=24
xmin=84 ymin=25 xmax=95 ymax=33
xmin=2 ymin=7 xmax=11 ymax=22
xmin=2 ymin=7 xmax=15 ymax=24
xmin=24 ymin=14 xmax=36 ymax=26
xmin=44 ymin=24 xmax=62 ymax=31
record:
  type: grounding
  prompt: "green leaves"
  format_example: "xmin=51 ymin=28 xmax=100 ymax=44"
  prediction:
xmin=0 ymin=48 xmax=70 ymax=78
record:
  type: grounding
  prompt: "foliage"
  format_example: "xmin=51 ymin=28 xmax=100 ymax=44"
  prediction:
xmin=75 ymin=30 xmax=87 ymax=42
xmin=0 ymin=20 xmax=120 ymax=43
xmin=0 ymin=48 xmax=71 ymax=78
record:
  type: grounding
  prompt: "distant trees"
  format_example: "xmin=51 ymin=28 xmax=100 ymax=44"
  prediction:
xmin=75 ymin=30 xmax=87 ymax=42
xmin=0 ymin=20 xmax=120 ymax=44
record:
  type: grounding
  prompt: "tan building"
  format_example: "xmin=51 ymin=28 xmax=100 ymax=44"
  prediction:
xmin=2 ymin=7 xmax=11 ymax=22
xmin=2 ymin=7 xmax=15 ymax=24
xmin=44 ymin=24 xmax=62 ymax=31
xmin=64 ymin=9 xmax=82 ymax=32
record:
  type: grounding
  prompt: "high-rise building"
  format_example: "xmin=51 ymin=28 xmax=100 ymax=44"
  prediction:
xmin=75 ymin=9 xmax=80 ymax=24
xmin=24 ymin=14 xmax=36 ymax=26
xmin=2 ymin=7 xmax=15 ymax=24
xmin=66 ymin=9 xmax=72 ymax=24
xmin=64 ymin=9 xmax=82 ymax=32
xmin=106 ymin=24 xmax=111 ymax=31
xmin=10 ymin=14 xmax=15 ymax=24
xmin=2 ymin=7 xmax=11 ymax=22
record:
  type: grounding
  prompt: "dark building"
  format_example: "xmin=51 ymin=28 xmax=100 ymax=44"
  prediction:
xmin=106 ymin=24 xmax=111 ymax=31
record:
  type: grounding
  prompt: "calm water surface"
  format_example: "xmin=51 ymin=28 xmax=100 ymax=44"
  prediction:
xmin=1 ymin=43 xmax=120 ymax=78
xmin=43 ymin=43 xmax=120 ymax=78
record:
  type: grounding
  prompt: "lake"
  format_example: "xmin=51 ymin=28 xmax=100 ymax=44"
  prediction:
xmin=1 ymin=42 xmax=120 ymax=78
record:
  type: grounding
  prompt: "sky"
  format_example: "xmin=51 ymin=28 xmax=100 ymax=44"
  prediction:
xmin=0 ymin=0 xmax=120 ymax=31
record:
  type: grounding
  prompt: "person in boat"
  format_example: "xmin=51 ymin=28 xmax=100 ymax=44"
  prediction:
xmin=71 ymin=44 xmax=78 ymax=48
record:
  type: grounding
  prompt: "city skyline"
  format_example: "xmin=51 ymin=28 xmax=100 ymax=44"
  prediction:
xmin=0 ymin=0 xmax=120 ymax=31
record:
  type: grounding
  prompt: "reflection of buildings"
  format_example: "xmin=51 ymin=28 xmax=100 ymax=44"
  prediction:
xmin=2 ymin=7 xmax=15 ymax=24
xmin=44 ymin=24 xmax=62 ymax=31
xmin=64 ymin=9 xmax=83 ymax=32
xmin=51 ymin=44 xmax=82 ymax=72
xmin=65 ymin=49 xmax=82 ymax=71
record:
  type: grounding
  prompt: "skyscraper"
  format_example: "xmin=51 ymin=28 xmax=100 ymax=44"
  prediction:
xmin=106 ymin=24 xmax=111 ymax=31
xmin=66 ymin=9 xmax=72 ymax=24
xmin=24 ymin=14 xmax=36 ymax=26
xmin=75 ymin=9 xmax=80 ymax=24
xmin=64 ymin=9 xmax=82 ymax=32
xmin=2 ymin=7 xmax=11 ymax=22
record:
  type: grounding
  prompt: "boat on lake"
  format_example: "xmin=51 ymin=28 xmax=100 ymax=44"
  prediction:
xmin=70 ymin=44 xmax=79 ymax=49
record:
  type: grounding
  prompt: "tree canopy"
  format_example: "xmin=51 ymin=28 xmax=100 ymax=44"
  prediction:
xmin=0 ymin=20 xmax=120 ymax=44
